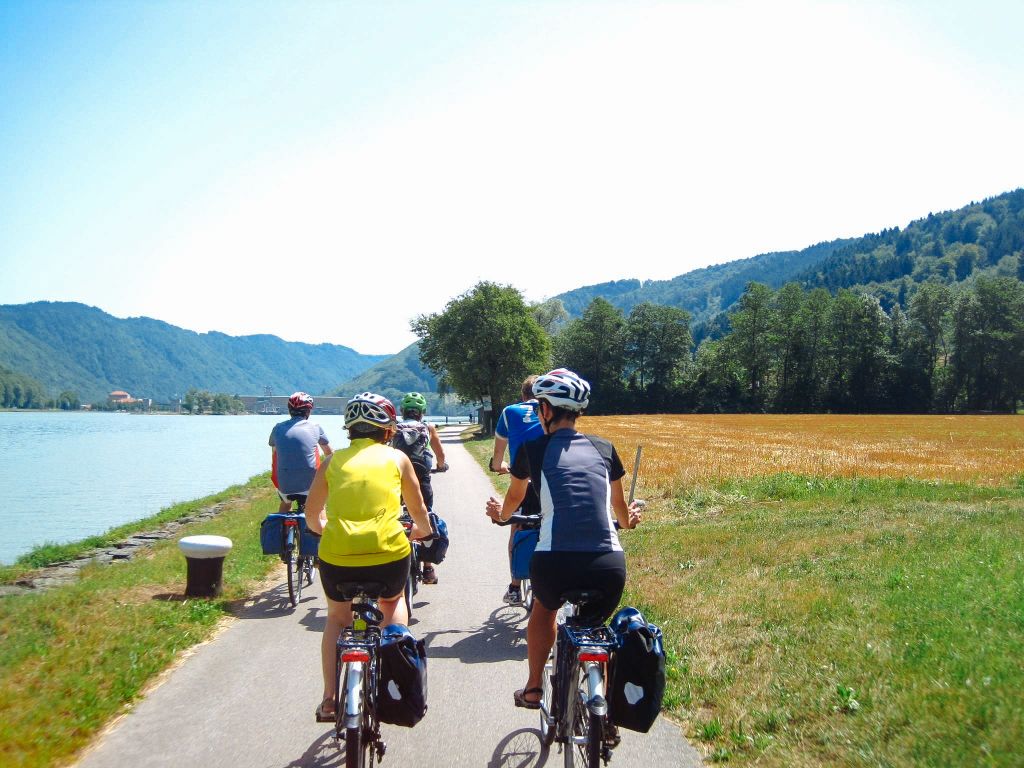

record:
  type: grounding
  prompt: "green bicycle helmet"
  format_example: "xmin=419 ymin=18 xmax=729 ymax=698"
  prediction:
xmin=401 ymin=391 xmax=428 ymax=415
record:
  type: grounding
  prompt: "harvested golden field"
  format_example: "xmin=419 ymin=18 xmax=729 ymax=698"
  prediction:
xmin=581 ymin=414 xmax=1024 ymax=490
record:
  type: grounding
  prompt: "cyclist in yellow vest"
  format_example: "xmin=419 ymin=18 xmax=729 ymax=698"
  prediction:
xmin=305 ymin=391 xmax=432 ymax=722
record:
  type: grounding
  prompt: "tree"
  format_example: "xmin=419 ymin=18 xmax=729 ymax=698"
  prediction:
xmin=625 ymin=302 xmax=692 ymax=410
xmin=551 ymin=298 xmax=627 ymax=413
xmin=724 ymin=282 xmax=776 ymax=411
xmin=412 ymin=282 xmax=550 ymax=430
xmin=531 ymin=298 xmax=569 ymax=335
xmin=949 ymin=277 xmax=1024 ymax=412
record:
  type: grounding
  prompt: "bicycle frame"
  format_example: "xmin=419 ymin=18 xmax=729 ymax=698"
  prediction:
xmin=334 ymin=594 xmax=386 ymax=766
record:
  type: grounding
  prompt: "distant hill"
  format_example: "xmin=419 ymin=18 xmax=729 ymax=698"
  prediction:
xmin=331 ymin=343 xmax=469 ymax=415
xmin=554 ymin=239 xmax=852 ymax=324
xmin=553 ymin=188 xmax=1024 ymax=324
xmin=0 ymin=302 xmax=388 ymax=403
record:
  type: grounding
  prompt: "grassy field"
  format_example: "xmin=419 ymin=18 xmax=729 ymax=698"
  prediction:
xmin=469 ymin=415 xmax=1024 ymax=767
xmin=0 ymin=475 xmax=282 ymax=768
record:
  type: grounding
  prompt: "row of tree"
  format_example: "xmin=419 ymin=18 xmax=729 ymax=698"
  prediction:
xmin=181 ymin=388 xmax=247 ymax=415
xmin=413 ymin=276 xmax=1024 ymax=420
xmin=1 ymin=367 xmax=81 ymax=410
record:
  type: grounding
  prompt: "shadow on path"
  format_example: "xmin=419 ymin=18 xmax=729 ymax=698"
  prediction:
xmin=280 ymin=730 xmax=344 ymax=767
xmin=421 ymin=607 xmax=527 ymax=663
xmin=488 ymin=728 xmax=552 ymax=768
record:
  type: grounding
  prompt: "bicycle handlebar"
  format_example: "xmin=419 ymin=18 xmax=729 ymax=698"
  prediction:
xmin=494 ymin=513 xmax=542 ymax=527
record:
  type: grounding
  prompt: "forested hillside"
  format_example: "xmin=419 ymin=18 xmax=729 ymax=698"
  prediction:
xmin=0 ymin=302 xmax=387 ymax=403
xmin=555 ymin=240 xmax=851 ymax=323
xmin=555 ymin=189 xmax=1024 ymax=325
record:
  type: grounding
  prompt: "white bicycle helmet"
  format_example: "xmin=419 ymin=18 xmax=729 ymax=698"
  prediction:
xmin=345 ymin=392 xmax=398 ymax=430
xmin=532 ymin=368 xmax=591 ymax=411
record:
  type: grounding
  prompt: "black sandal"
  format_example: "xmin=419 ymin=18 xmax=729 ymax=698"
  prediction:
xmin=315 ymin=697 xmax=336 ymax=722
xmin=514 ymin=687 xmax=543 ymax=710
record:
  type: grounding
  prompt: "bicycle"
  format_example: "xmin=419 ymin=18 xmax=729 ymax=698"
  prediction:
xmin=539 ymin=589 xmax=620 ymax=768
xmin=497 ymin=512 xmax=541 ymax=613
xmin=397 ymin=465 xmax=448 ymax=620
xmin=280 ymin=497 xmax=316 ymax=608
xmin=331 ymin=581 xmax=388 ymax=768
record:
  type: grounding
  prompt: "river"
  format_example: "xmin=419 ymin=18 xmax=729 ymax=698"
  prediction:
xmin=0 ymin=411 xmax=357 ymax=565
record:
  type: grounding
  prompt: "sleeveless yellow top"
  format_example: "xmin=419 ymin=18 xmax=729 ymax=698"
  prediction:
xmin=318 ymin=439 xmax=411 ymax=567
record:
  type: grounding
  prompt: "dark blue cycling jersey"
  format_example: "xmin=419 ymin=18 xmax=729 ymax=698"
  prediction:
xmin=511 ymin=428 xmax=626 ymax=553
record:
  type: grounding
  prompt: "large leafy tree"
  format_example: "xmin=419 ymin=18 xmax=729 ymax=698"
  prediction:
xmin=412 ymin=282 xmax=550 ymax=429
xmin=625 ymin=302 xmax=692 ymax=410
xmin=552 ymin=297 xmax=627 ymax=413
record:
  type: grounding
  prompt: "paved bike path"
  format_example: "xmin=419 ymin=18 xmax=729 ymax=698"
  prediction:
xmin=76 ymin=428 xmax=703 ymax=767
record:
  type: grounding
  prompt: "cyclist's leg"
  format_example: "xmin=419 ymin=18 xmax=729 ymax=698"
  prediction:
xmin=517 ymin=551 xmax=565 ymax=705
xmin=419 ymin=481 xmax=438 ymax=584
xmin=320 ymin=595 xmax=352 ymax=710
xmin=277 ymin=488 xmax=294 ymax=513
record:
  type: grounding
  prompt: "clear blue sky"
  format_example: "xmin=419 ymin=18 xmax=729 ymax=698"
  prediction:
xmin=2 ymin=1 xmax=1022 ymax=354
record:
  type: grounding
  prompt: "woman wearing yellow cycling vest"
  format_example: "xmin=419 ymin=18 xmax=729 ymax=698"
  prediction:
xmin=305 ymin=391 xmax=432 ymax=721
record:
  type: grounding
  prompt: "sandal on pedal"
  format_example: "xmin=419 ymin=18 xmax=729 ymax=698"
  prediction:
xmin=422 ymin=565 xmax=438 ymax=585
xmin=514 ymin=687 xmax=543 ymax=710
xmin=314 ymin=698 xmax=336 ymax=722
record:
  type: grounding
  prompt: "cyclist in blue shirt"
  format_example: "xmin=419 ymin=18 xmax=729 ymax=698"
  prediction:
xmin=489 ymin=375 xmax=544 ymax=604
xmin=485 ymin=369 xmax=642 ymax=710
xmin=269 ymin=392 xmax=332 ymax=512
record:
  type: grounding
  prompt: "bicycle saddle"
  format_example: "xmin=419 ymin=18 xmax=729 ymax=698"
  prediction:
xmin=337 ymin=581 xmax=391 ymax=601
xmin=560 ymin=588 xmax=605 ymax=606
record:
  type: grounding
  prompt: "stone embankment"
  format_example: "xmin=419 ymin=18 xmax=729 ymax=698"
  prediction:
xmin=0 ymin=501 xmax=231 ymax=597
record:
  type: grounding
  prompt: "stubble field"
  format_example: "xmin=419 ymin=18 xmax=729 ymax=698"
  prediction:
xmin=574 ymin=414 xmax=1024 ymax=767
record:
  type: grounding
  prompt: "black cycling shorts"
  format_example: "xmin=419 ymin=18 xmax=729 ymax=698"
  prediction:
xmin=530 ymin=550 xmax=626 ymax=623
xmin=319 ymin=554 xmax=411 ymax=603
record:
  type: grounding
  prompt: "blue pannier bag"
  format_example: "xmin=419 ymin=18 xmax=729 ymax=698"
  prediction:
xmin=259 ymin=513 xmax=319 ymax=558
xmin=259 ymin=514 xmax=287 ymax=555
xmin=418 ymin=512 xmax=449 ymax=564
xmin=377 ymin=624 xmax=428 ymax=727
xmin=607 ymin=607 xmax=666 ymax=733
xmin=511 ymin=528 xmax=539 ymax=580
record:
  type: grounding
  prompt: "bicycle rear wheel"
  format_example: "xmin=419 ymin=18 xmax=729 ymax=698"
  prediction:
xmin=564 ymin=661 xmax=602 ymax=768
xmin=403 ymin=573 xmax=414 ymax=621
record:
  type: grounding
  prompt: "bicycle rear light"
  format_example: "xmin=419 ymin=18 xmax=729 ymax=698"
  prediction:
xmin=341 ymin=649 xmax=371 ymax=663
xmin=578 ymin=649 xmax=609 ymax=662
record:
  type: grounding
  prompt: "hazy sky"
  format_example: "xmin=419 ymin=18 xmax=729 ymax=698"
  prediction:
xmin=2 ymin=1 xmax=1022 ymax=354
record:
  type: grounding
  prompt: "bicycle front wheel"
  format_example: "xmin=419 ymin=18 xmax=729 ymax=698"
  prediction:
xmin=564 ymin=662 xmax=602 ymax=768
xmin=539 ymin=650 xmax=556 ymax=747
xmin=522 ymin=578 xmax=534 ymax=614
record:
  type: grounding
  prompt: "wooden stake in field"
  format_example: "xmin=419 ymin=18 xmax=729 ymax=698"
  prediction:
xmin=629 ymin=445 xmax=643 ymax=504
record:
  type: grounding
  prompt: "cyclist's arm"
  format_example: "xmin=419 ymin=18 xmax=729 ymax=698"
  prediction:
xmin=396 ymin=452 xmax=431 ymax=536
xmin=486 ymin=476 xmax=528 ymax=523
xmin=320 ymin=442 xmax=333 ymax=457
xmin=610 ymin=478 xmax=642 ymax=529
xmin=490 ymin=435 xmax=509 ymax=474
xmin=427 ymin=424 xmax=446 ymax=467
xmin=305 ymin=456 xmax=332 ymax=534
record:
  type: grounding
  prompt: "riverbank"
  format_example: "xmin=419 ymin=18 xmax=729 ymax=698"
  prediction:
xmin=0 ymin=475 xmax=283 ymax=768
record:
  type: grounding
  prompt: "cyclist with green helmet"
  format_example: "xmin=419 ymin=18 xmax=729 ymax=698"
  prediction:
xmin=392 ymin=392 xmax=448 ymax=583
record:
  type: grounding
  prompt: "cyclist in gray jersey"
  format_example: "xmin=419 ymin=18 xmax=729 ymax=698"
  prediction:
xmin=269 ymin=392 xmax=332 ymax=512
xmin=485 ymin=369 xmax=642 ymax=709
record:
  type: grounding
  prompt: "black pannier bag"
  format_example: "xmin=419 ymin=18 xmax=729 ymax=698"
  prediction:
xmin=376 ymin=624 xmax=428 ymax=727
xmin=417 ymin=512 xmax=449 ymax=564
xmin=607 ymin=607 xmax=666 ymax=733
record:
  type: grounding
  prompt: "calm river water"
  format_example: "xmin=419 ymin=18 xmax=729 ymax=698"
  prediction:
xmin=0 ymin=412 xmax=353 ymax=565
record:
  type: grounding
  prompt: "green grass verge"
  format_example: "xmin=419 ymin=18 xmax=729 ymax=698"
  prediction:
xmin=467 ymin=434 xmax=1024 ymax=767
xmin=0 ymin=474 xmax=283 ymax=768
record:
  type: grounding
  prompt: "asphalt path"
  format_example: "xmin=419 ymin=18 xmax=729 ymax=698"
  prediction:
xmin=76 ymin=428 xmax=703 ymax=768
